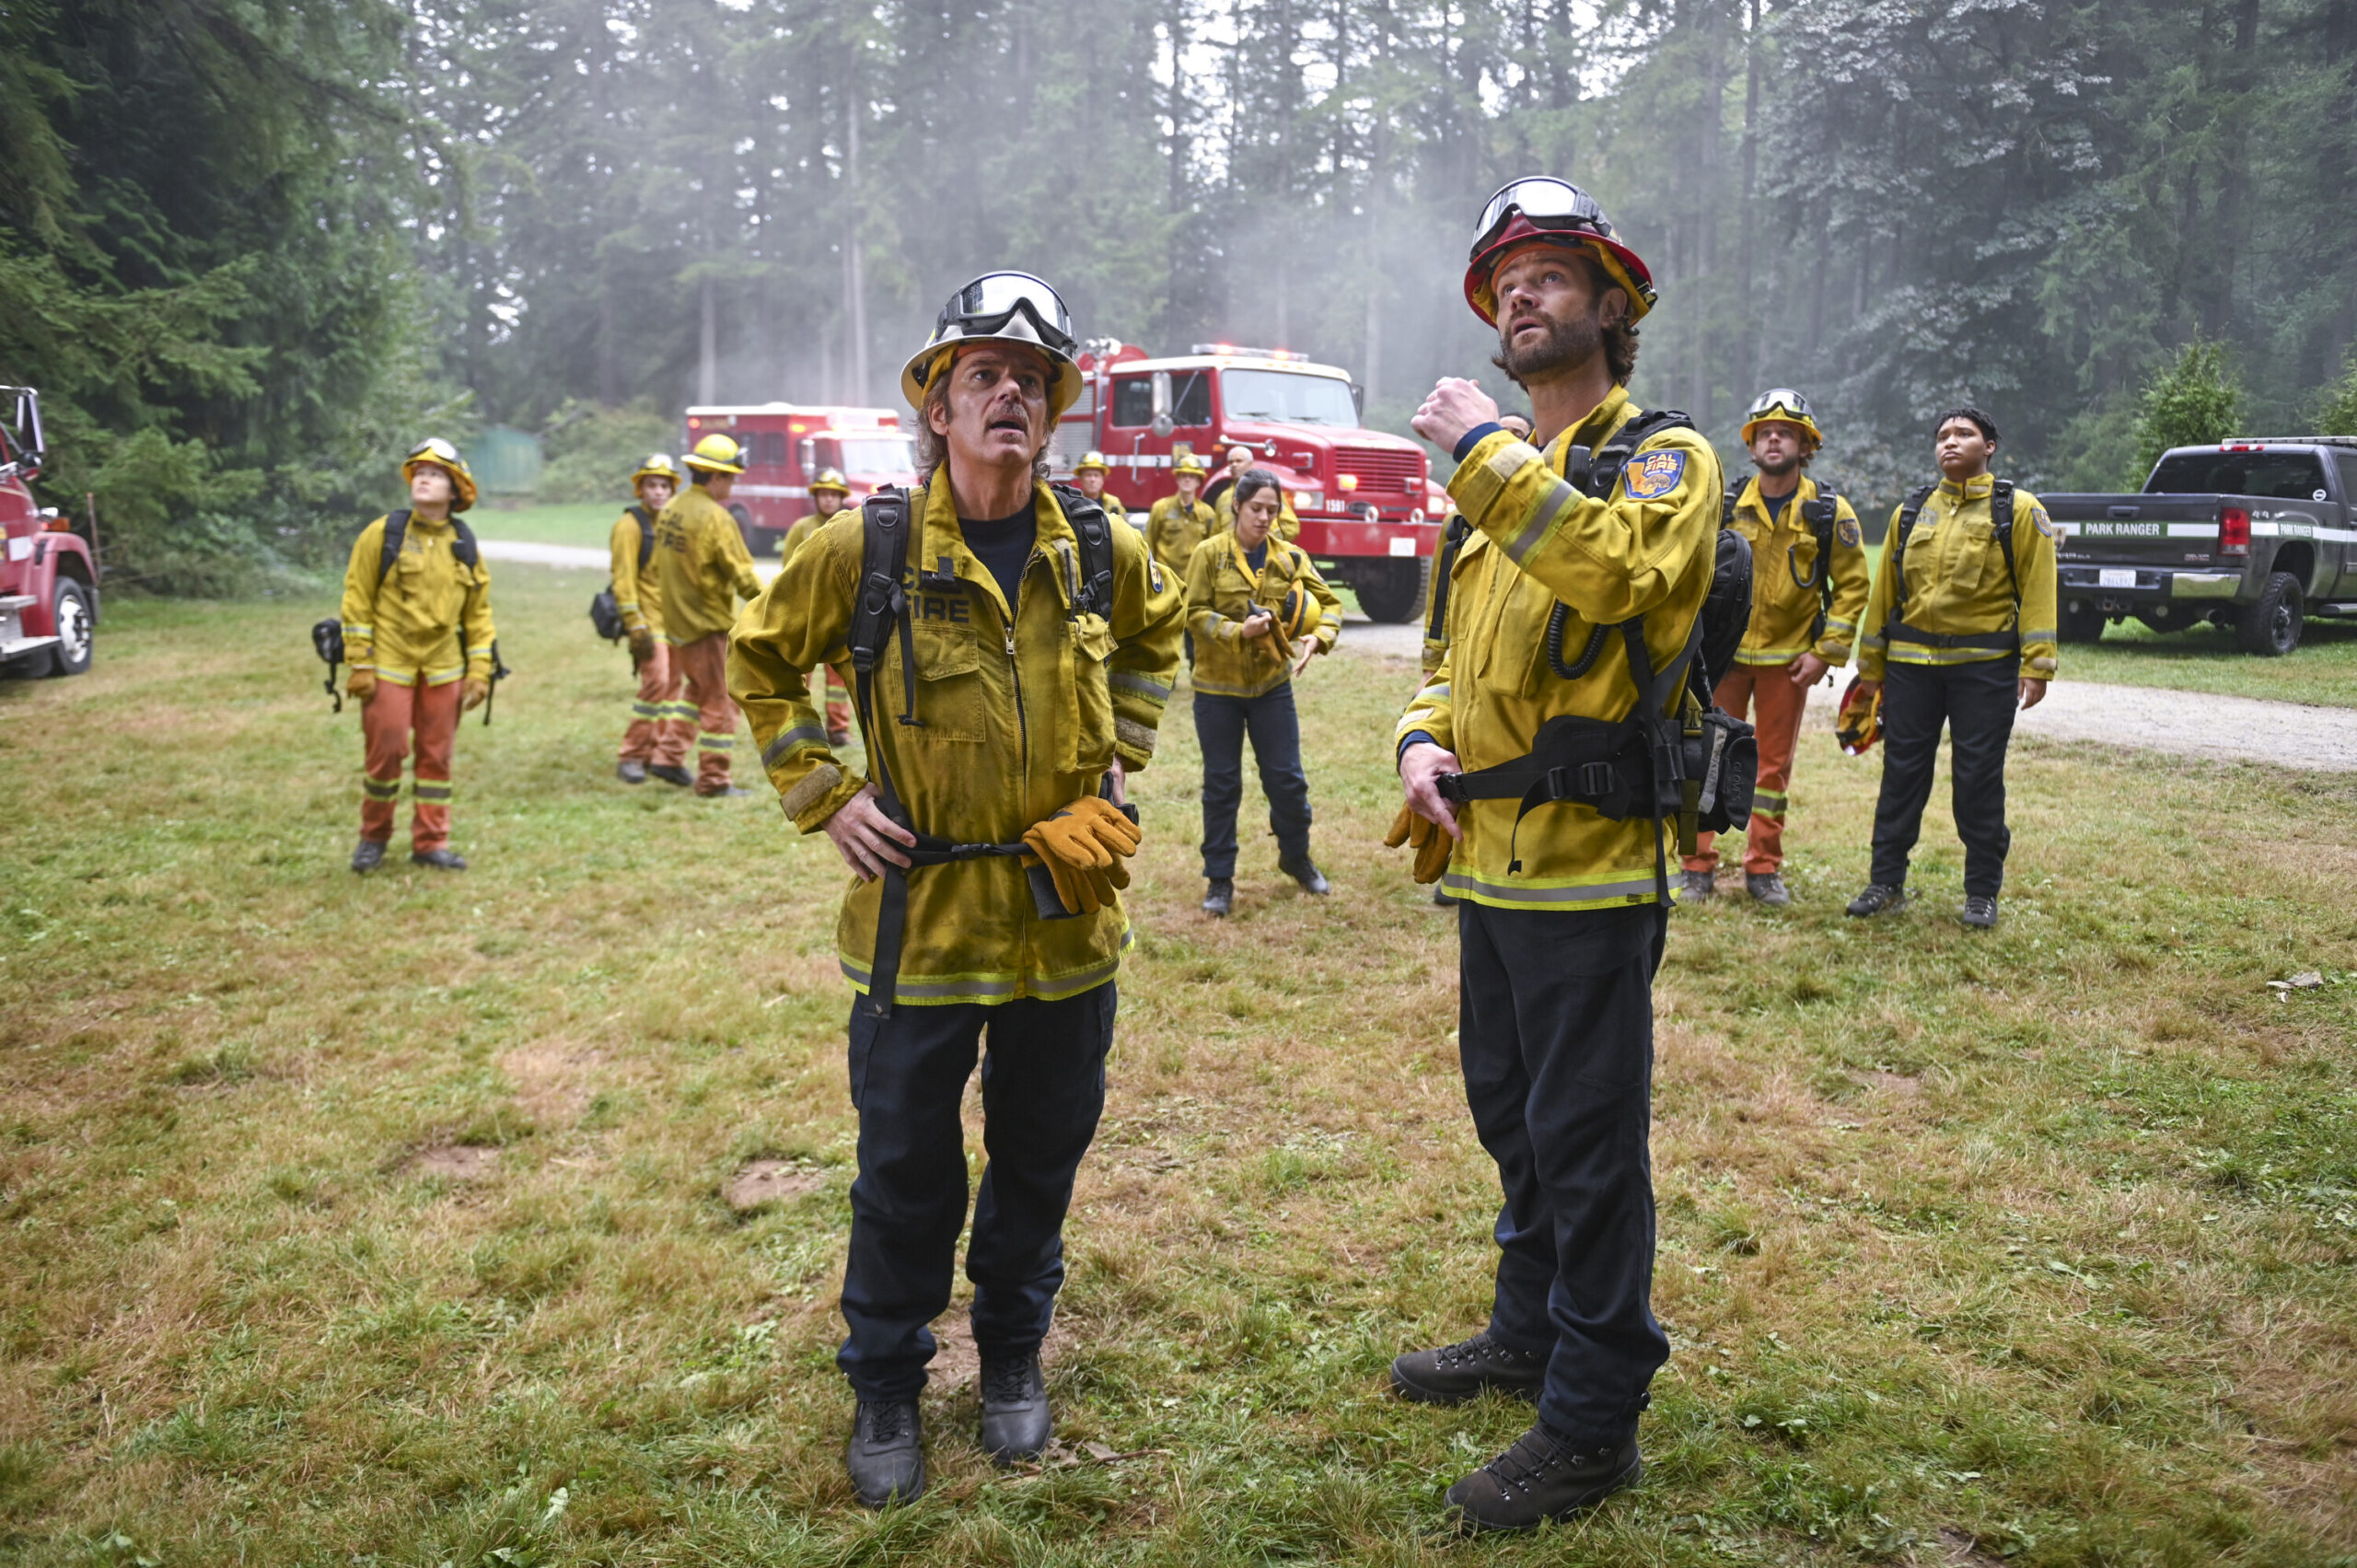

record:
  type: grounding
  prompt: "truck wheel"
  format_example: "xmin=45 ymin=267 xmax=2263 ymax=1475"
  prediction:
xmin=38 ymin=578 xmax=94 ymax=677
xmin=1353 ymin=558 xmax=1428 ymax=623
xmin=2234 ymin=572 xmax=2304 ymax=656
xmin=2060 ymin=597 xmax=2107 ymax=645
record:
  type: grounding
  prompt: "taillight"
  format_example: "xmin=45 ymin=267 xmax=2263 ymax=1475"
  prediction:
xmin=2219 ymin=504 xmax=2249 ymax=557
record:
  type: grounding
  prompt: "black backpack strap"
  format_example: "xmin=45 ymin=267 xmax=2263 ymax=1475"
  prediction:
xmin=376 ymin=510 xmax=412 ymax=581
xmin=629 ymin=505 xmax=656 ymax=570
xmin=1050 ymin=483 xmax=1116 ymax=619
xmin=1565 ymin=407 xmax=1695 ymax=501
xmin=1991 ymin=480 xmax=2018 ymax=619
xmin=449 ymin=517 xmax=479 ymax=569
xmin=1723 ymin=481 xmax=1743 ymax=528
xmin=1425 ymin=512 xmax=1474 ymax=646
xmin=849 ymin=487 xmax=917 ymax=1018
xmin=1888 ymin=483 xmax=1937 ymax=621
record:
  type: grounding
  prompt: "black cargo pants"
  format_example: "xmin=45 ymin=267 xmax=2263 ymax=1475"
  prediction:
xmin=1868 ymin=655 xmax=2020 ymax=898
xmin=1457 ymin=898 xmax=1671 ymax=1446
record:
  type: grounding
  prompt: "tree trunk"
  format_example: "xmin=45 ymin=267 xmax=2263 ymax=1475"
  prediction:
xmin=699 ymin=275 xmax=716 ymax=406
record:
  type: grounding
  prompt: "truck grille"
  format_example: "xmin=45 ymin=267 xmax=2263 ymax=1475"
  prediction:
xmin=1336 ymin=447 xmax=1422 ymax=494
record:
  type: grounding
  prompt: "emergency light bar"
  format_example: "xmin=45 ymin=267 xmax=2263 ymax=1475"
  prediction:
xmin=1190 ymin=343 xmax=1309 ymax=362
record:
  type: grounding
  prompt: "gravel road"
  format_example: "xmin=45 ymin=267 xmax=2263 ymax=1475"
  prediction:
xmin=479 ymin=541 xmax=2357 ymax=772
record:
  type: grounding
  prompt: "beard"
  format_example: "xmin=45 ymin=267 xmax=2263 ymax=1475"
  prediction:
xmin=1753 ymin=451 xmax=1802 ymax=480
xmin=1491 ymin=308 xmax=1602 ymax=386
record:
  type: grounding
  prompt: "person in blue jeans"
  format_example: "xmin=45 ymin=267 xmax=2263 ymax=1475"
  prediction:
xmin=1182 ymin=468 xmax=1342 ymax=914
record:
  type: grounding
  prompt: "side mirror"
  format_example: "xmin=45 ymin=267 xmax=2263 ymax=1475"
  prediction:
xmin=1151 ymin=413 xmax=1175 ymax=439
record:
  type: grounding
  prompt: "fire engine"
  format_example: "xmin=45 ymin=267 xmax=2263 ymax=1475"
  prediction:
xmin=0 ymin=386 xmax=96 ymax=679
xmin=1050 ymin=343 xmax=1438 ymax=621
xmin=682 ymin=404 xmax=919 ymax=553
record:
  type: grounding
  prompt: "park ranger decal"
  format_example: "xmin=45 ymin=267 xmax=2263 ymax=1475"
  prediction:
xmin=1622 ymin=448 xmax=1686 ymax=500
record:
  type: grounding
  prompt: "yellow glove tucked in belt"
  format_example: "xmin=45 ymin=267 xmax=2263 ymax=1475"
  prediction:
xmin=1022 ymin=796 xmax=1144 ymax=915
xmin=1384 ymin=805 xmax=1454 ymax=885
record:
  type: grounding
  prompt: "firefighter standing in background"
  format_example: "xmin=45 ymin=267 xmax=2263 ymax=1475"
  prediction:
xmin=1072 ymin=450 xmax=1129 ymax=527
xmin=1210 ymin=440 xmax=1301 ymax=541
xmin=341 ymin=438 xmax=496 ymax=872
xmin=781 ymin=467 xmax=856 ymax=745
xmin=1678 ymin=390 xmax=1868 ymax=905
xmin=1145 ymin=454 xmax=1216 ymax=580
xmin=1847 ymin=407 xmax=2056 ymax=929
xmin=729 ymin=272 xmax=1181 ymax=1509
xmin=1185 ymin=467 xmax=1341 ymax=916
xmin=612 ymin=454 xmax=695 ymax=787
xmin=656 ymin=433 xmax=763 ymax=797
xmin=1389 ymin=177 xmax=1716 ymax=1531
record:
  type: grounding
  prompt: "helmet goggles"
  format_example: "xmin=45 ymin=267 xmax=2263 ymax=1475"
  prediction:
xmin=1470 ymin=178 xmax=1617 ymax=261
xmin=902 ymin=271 xmax=1086 ymax=417
xmin=1464 ymin=177 xmax=1656 ymax=325
xmin=1741 ymin=387 xmax=1824 ymax=447
xmin=408 ymin=436 xmax=462 ymax=466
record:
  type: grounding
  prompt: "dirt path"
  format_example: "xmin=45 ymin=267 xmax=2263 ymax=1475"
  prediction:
xmin=480 ymin=544 xmax=2357 ymax=772
xmin=1334 ymin=615 xmax=2357 ymax=772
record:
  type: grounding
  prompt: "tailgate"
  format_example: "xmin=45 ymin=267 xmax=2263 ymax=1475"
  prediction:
xmin=2042 ymin=494 xmax=2224 ymax=568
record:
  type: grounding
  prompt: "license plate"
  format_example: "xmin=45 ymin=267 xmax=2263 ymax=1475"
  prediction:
xmin=2097 ymin=568 xmax=2138 ymax=588
xmin=1387 ymin=536 xmax=1417 ymax=557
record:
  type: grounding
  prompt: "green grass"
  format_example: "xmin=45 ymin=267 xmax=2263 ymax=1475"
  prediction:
xmin=2063 ymin=616 xmax=2357 ymax=709
xmin=2 ymin=569 xmax=2353 ymax=1564
xmin=468 ymin=500 xmax=626 ymax=548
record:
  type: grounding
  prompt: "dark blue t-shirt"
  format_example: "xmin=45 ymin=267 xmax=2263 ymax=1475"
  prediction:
xmin=961 ymin=501 xmax=1037 ymax=613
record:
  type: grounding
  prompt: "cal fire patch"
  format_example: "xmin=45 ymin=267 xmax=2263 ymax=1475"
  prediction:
xmin=1836 ymin=515 xmax=1862 ymax=548
xmin=1622 ymin=448 xmax=1687 ymax=501
xmin=2030 ymin=504 xmax=2059 ymax=539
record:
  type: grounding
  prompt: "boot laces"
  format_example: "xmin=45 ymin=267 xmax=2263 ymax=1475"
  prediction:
xmin=981 ymin=1358 xmax=1035 ymax=1404
xmin=1437 ymin=1332 xmax=1532 ymax=1369
xmin=863 ymin=1400 xmax=911 ymax=1444
xmin=1487 ymin=1428 xmax=1574 ymax=1497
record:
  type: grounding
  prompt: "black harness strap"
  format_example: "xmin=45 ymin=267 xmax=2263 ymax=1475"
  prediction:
xmin=628 ymin=504 xmax=656 ymax=571
xmin=1543 ymin=409 xmax=1698 ymax=680
xmin=1426 ymin=512 xmax=1473 ymax=646
xmin=1887 ymin=479 xmax=2018 ymax=650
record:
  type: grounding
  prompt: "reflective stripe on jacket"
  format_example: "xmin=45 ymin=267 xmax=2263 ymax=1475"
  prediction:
xmin=655 ymin=484 xmax=762 ymax=644
xmin=1184 ymin=532 xmax=1341 ymax=698
xmin=1725 ymin=474 xmax=1870 ymax=666
xmin=610 ymin=509 xmax=662 ymax=637
xmin=1856 ymin=474 xmax=2060 ymax=679
xmin=728 ymin=475 xmax=1184 ymax=1005
xmin=1395 ymin=385 xmax=1719 ymax=912
xmin=340 ymin=513 xmax=495 ymax=687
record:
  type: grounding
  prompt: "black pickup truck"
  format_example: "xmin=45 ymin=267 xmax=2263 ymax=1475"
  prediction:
xmin=2041 ymin=437 xmax=2357 ymax=656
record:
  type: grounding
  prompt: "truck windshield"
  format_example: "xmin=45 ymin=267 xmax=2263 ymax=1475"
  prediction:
xmin=2146 ymin=449 xmax=2330 ymax=501
xmin=837 ymin=436 xmax=914 ymax=475
xmin=1222 ymin=370 xmax=1357 ymax=427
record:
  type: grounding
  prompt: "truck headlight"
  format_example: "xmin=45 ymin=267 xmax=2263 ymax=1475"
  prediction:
xmin=1297 ymin=491 xmax=1323 ymax=511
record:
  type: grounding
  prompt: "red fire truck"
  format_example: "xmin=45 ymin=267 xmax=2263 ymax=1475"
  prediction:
xmin=0 ymin=386 xmax=96 ymax=679
xmin=682 ymin=403 xmax=919 ymax=554
xmin=1050 ymin=343 xmax=1438 ymax=621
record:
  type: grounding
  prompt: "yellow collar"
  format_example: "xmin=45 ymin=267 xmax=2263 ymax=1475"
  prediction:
xmin=1938 ymin=473 xmax=1995 ymax=502
xmin=1540 ymin=385 xmax=1634 ymax=474
xmin=917 ymin=473 xmax=1079 ymax=612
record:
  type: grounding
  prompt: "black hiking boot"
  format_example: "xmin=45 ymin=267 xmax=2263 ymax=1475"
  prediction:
xmin=1202 ymin=877 xmax=1234 ymax=917
xmin=350 ymin=838 xmax=387 ymax=874
xmin=411 ymin=848 xmax=468 ymax=871
xmin=1389 ymin=1330 xmax=1547 ymax=1405
xmin=1279 ymin=855 xmax=1330 ymax=895
xmin=1446 ymin=1424 xmax=1643 ymax=1534
xmin=844 ymin=1398 xmax=924 ymax=1508
xmin=647 ymin=764 xmax=693 ymax=788
xmin=1960 ymin=894 xmax=2000 ymax=928
xmin=616 ymin=760 xmax=648 ymax=784
xmin=1845 ymin=882 xmax=1905 ymax=918
xmin=978 ymin=1353 xmax=1051 ymax=1466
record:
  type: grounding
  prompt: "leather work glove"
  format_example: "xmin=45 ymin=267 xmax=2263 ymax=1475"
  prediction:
xmin=1384 ymin=805 xmax=1454 ymax=885
xmin=628 ymin=625 xmax=655 ymax=661
xmin=345 ymin=668 xmax=377 ymax=703
xmin=1022 ymin=796 xmax=1144 ymax=915
xmin=460 ymin=677 xmax=490 ymax=712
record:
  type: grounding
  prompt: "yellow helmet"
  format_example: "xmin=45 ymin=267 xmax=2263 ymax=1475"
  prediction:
xmin=900 ymin=272 xmax=1085 ymax=419
xmin=1277 ymin=586 xmax=1321 ymax=641
xmin=402 ymin=437 xmax=478 ymax=512
xmin=1740 ymin=388 xmax=1824 ymax=450
xmin=685 ymin=432 xmax=748 ymax=475
xmin=1173 ymin=454 xmax=1209 ymax=480
xmin=809 ymin=467 xmax=851 ymax=496
xmin=631 ymin=452 xmax=682 ymax=490
xmin=1836 ymin=676 xmax=1882 ymax=755
xmin=1074 ymin=450 xmax=1110 ymax=475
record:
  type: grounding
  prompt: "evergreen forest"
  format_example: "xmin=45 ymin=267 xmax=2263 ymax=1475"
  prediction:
xmin=6 ymin=0 xmax=2357 ymax=587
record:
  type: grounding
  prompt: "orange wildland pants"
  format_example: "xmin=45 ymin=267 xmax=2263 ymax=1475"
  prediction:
xmin=674 ymin=633 xmax=737 ymax=794
xmin=619 ymin=642 xmax=692 ymax=768
xmin=362 ymin=677 xmax=461 ymax=853
xmin=1686 ymin=659 xmax=1811 ymax=877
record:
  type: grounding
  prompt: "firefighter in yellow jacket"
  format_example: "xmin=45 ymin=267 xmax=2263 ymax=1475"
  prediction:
xmin=1846 ymin=406 xmax=2056 ymax=929
xmin=1211 ymin=443 xmax=1302 ymax=542
xmin=1387 ymin=178 xmax=1713 ymax=1532
xmin=1184 ymin=467 xmax=1342 ymax=914
xmin=1145 ymin=454 xmax=1216 ymax=579
xmin=728 ymin=273 xmax=1181 ymax=1510
xmin=340 ymin=438 xmax=496 ymax=872
xmin=781 ymin=467 xmax=855 ymax=744
xmin=612 ymin=454 xmax=694 ymax=786
xmin=656 ymin=433 xmax=763 ymax=796
xmin=1072 ymin=450 xmax=1128 ymax=527
xmin=1679 ymin=389 xmax=1869 ymax=905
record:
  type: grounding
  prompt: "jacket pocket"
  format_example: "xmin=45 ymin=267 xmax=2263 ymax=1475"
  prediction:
xmin=1069 ymin=614 xmax=1119 ymax=771
xmin=1478 ymin=571 xmax=1556 ymax=699
xmin=906 ymin=621 xmax=987 ymax=742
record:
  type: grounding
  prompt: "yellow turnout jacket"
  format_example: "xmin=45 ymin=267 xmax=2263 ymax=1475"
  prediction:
xmin=609 ymin=505 xmax=663 ymax=637
xmin=1184 ymin=531 xmax=1341 ymax=699
xmin=340 ymin=513 xmax=495 ymax=687
xmin=1725 ymin=474 xmax=1870 ymax=667
xmin=1395 ymin=386 xmax=1720 ymax=911
xmin=1856 ymin=474 xmax=2059 ymax=681
xmin=656 ymin=483 xmax=761 ymax=644
xmin=1146 ymin=494 xmax=1217 ymax=581
xmin=729 ymin=473 xmax=1184 ymax=1005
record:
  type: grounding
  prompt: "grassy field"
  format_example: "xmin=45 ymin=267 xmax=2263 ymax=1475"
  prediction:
xmin=2063 ymin=617 xmax=2357 ymax=709
xmin=2 ymin=567 xmax=2353 ymax=1565
xmin=470 ymin=501 xmax=626 ymax=548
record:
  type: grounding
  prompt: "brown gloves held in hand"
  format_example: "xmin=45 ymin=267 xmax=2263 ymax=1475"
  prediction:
xmin=1384 ymin=805 xmax=1454 ymax=885
xmin=628 ymin=626 xmax=656 ymax=660
xmin=1022 ymin=796 xmax=1144 ymax=915
xmin=460 ymin=677 xmax=490 ymax=712
xmin=345 ymin=668 xmax=377 ymax=703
